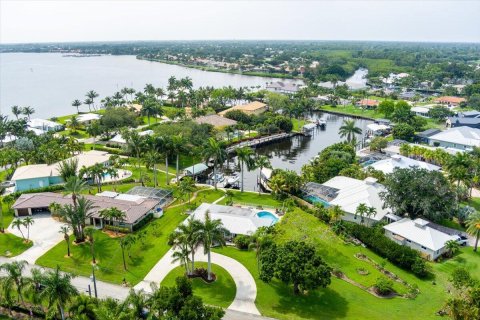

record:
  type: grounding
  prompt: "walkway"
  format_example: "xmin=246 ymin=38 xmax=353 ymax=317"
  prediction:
xmin=135 ymin=246 xmax=260 ymax=315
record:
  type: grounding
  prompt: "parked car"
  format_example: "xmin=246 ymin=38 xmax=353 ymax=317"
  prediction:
xmin=454 ymin=235 xmax=469 ymax=246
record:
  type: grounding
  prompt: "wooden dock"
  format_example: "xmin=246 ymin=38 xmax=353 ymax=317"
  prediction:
xmin=226 ymin=132 xmax=294 ymax=153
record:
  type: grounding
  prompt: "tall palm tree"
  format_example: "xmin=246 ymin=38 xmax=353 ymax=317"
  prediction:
xmin=85 ymin=227 xmax=96 ymax=264
xmin=86 ymin=90 xmax=100 ymax=111
xmin=22 ymin=106 xmax=35 ymax=120
xmin=235 ymin=147 xmax=254 ymax=192
xmin=59 ymin=226 xmax=71 ymax=257
xmin=355 ymin=203 xmax=369 ymax=225
xmin=59 ymin=197 xmax=97 ymax=243
xmin=466 ymin=211 xmax=480 ymax=252
xmin=71 ymin=99 xmax=82 ymax=114
xmin=338 ymin=120 xmax=362 ymax=144
xmin=178 ymin=176 xmax=196 ymax=204
xmin=39 ymin=266 xmax=78 ymax=320
xmin=143 ymin=150 xmax=162 ymax=187
xmin=63 ymin=176 xmax=88 ymax=207
xmin=171 ymin=234 xmax=192 ymax=274
xmin=119 ymin=235 xmax=136 ymax=271
xmin=198 ymin=212 xmax=228 ymax=280
xmin=171 ymin=134 xmax=187 ymax=183
xmin=57 ymin=158 xmax=79 ymax=183
xmin=202 ymin=138 xmax=227 ymax=190
xmin=22 ymin=216 xmax=34 ymax=242
xmin=444 ymin=240 xmax=460 ymax=257
xmin=445 ymin=153 xmax=473 ymax=206
xmin=171 ymin=216 xmax=202 ymax=274
xmin=90 ymin=163 xmax=106 ymax=192
xmin=11 ymin=218 xmax=27 ymax=241
xmin=0 ymin=260 xmax=28 ymax=308
xmin=328 ymin=205 xmax=344 ymax=224
xmin=68 ymin=115 xmax=81 ymax=133
xmin=255 ymin=155 xmax=272 ymax=194
xmin=11 ymin=105 xmax=22 ymax=120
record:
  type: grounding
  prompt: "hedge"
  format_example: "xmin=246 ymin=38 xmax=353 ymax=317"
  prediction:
xmin=345 ymin=223 xmax=428 ymax=277
xmin=104 ymin=224 xmax=131 ymax=234
xmin=4 ymin=184 xmax=65 ymax=200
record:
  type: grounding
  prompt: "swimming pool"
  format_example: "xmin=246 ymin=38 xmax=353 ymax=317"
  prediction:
xmin=256 ymin=211 xmax=279 ymax=225
xmin=304 ymin=195 xmax=331 ymax=207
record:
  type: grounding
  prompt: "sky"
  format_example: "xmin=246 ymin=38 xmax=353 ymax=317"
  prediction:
xmin=1 ymin=0 xmax=479 ymax=44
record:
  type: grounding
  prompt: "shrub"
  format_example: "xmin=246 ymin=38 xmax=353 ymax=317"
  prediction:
xmin=345 ymin=223 xmax=428 ymax=277
xmin=104 ymin=225 xmax=131 ymax=234
xmin=374 ymin=277 xmax=394 ymax=295
xmin=234 ymin=235 xmax=251 ymax=250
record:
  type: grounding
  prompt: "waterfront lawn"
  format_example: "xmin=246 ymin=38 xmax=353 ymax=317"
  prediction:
xmin=292 ymin=119 xmax=307 ymax=132
xmin=36 ymin=203 xmax=189 ymax=285
xmin=0 ymin=233 xmax=33 ymax=257
xmin=160 ymin=262 xmax=236 ymax=308
xmin=192 ymin=189 xmax=226 ymax=205
xmin=213 ymin=208 xmax=480 ymax=319
xmin=217 ymin=190 xmax=283 ymax=208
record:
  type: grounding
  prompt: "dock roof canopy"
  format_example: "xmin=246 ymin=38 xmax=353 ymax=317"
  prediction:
xmin=183 ymin=163 xmax=209 ymax=176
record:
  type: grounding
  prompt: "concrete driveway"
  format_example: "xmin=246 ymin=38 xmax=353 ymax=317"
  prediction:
xmin=7 ymin=214 xmax=67 ymax=264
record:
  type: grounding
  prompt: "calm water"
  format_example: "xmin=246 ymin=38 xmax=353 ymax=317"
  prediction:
xmin=317 ymin=68 xmax=368 ymax=90
xmin=0 ymin=53 xmax=303 ymax=118
xmin=231 ymin=112 xmax=372 ymax=191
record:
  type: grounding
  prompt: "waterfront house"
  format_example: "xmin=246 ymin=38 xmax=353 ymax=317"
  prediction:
xmin=27 ymin=118 xmax=64 ymax=132
xmin=384 ymin=218 xmax=459 ymax=260
xmin=428 ymin=126 xmax=480 ymax=150
xmin=356 ymin=99 xmax=380 ymax=109
xmin=416 ymin=128 xmax=442 ymax=144
xmin=194 ymin=114 xmax=238 ymax=128
xmin=446 ymin=117 xmax=480 ymax=129
xmin=11 ymin=150 xmax=112 ymax=192
xmin=266 ymin=81 xmax=303 ymax=94
xmin=218 ymin=101 xmax=268 ymax=116
xmin=189 ymin=203 xmax=278 ymax=236
xmin=366 ymin=154 xmax=441 ymax=174
xmin=11 ymin=191 xmax=164 ymax=231
xmin=433 ymin=96 xmax=466 ymax=107
xmin=303 ymin=177 xmax=395 ymax=225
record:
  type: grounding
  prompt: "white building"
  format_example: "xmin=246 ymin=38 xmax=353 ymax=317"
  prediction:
xmin=366 ymin=154 xmax=441 ymax=174
xmin=428 ymin=126 xmax=480 ymax=150
xmin=77 ymin=113 xmax=102 ymax=124
xmin=27 ymin=118 xmax=64 ymax=132
xmin=189 ymin=203 xmax=278 ymax=236
xmin=109 ymin=130 xmax=154 ymax=145
xmin=384 ymin=218 xmax=459 ymax=260
xmin=411 ymin=106 xmax=430 ymax=118
xmin=320 ymin=177 xmax=394 ymax=225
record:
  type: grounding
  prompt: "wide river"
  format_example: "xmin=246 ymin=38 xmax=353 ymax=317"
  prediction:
xmin=0 ymin=53 xmax=303 ymax=118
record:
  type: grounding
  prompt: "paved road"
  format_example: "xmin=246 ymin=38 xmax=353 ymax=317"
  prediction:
xmin=135 ymin=246 xmax=261 ymax=315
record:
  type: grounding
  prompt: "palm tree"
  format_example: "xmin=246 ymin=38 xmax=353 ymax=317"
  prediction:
xmin=202 ymin=138 xmax=227 ymax=190
xmin=68 ymin=295 xmax=97 ymax=320
xmin=171 ymin=134 xmax=187 ymax=183
xmin=235 ymin=147 xmax=254 ymax=192
xmin=90 ymin=163 xmax=106 ymax=192
xmin=99 ymin=207 xmax=126 ymax=235
xmin=119 ymin=235 xmax=136 ymax=271
xmin=355 ymin=203 xmax=369 ymax=225
xmin=72 ymin=99 xmax=82 ymax=114
xmin=22 ymin=216 xmax=34 ymax=242
xmin=171 ymin=234 xmax=192 ymax=274
xmin=57 ymin=158 xmax=79 ymax=183
xmin=328 ymin=205 xmax=344 ymax=224
xmin=143 ymin=150 xmax=162 ymax=187
xmin=161 ymin=136 xmax=173 ymax=185
xmin=444 ymin=240 xmax=460 ymax=257
xmin=22 ymin=106 xmax=35 ymax=120
xmin=171 ymin=216 xmax=202 ymax=274
xmin=0 ymin=260 xmax=28 ymax=308
xmin=445 ymin=153 xmax=473 ymax=206
xmin=59 ymin=197 xmax=97 ymax=243
xmin=255 ymin=155 xmax=272 ymax=194
xmin=86 ymin=90 xmax=100 ymax=111
xmin=338 ymin=120 xmax=362 ymax=144
xmin=178 ymin=176 xmax=196 ymax=204
xmin=11 ymin=218 xmax=26 ymax=241
xmin=59 ymin=226 xmax=71 ymax=257
xmin=86 ymin=120 xmax=102 ymax=149
xmin=466 ymin=211 xmax=480 ymax=252
xmin=39 ymin=266 xmax=78 ymax=320
xmin=11 ymin=105 xmax=22 ymax=120
xmin=198 ymin=212 xmax=228 ymax=280
xmin=366 ymin=206 xmax=377 ymax=226
xmin=64 ymin=176 xmax=88 ymax=207
xmin=68 ymin=115 xmax=81 ymax=133
xmin=85 ymin=227 xmax=96 ymax=264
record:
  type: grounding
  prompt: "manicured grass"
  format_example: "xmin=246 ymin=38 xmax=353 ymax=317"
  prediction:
xmin=161 ymin=262 xmax=236 ymax=308
xmin=0 ymin=232 xmax=32 ymax=257
xmin=292 ymin=119 xmax=307 ymax=132
xmin=193 ymin=189 xmax=226 ymax=205
xmin=217 ymin=190 xmax=283 ymax=208
xmin=213 ymin=207 xmax=480 ymax=319
xmin=37 ymin=204 xmax=189 ymax=285
xmin=1 ymin=201 xmax=15 ymax=229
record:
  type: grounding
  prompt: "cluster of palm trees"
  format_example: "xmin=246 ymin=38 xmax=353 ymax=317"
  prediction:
xmin=11 ymin=105 xmax=35 ymax=121
xmin=71 ymin=90 xmax=100 ymax=113
xmin=11 ymin=217 xmax=34 ymax=243
xmin=170 ymin=213 xmax=228 ymax=281
xmin=354 ymin=203 xmax=377 ymax=226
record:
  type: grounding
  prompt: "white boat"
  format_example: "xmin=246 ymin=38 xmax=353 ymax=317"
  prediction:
xmin=227 ymin=174 xmax=240 ymax=185
xmin=209 ymin=173 xmax=225 ymax=183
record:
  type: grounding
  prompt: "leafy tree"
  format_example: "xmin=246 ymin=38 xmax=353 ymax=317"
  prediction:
xmin=392 ymin=123 xmax=415 ymax=141
xmin=445 ymin=240 xmax=460 ymax=258
xmin=369 ymin=136 xmax=388 ymax=152
xmin=224 ymin=109 xmax=252 ymax=124
xmin=377 ymin=100 xmax=395 ymax=118
xmin=428 ymin=106 xmax=453 ymax=120
xmin=260 ymin=241 xmax=331 ymax=295
xmin=391 ymin=100 xmax=413 ymax=123
xmin=269 ymin=169 xmax=303 ymax=198
xmin=374 ymin=277 xmax=394 ymax=295
xmin=380 ymin=167 xmax=456 ymax=221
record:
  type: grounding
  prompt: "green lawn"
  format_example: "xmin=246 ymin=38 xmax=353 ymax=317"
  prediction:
xmin=292 ymin=119 xmax=307 ymax=132
xmin=213 ymin=208 xmax=480 ymax=320
xmin=36 ymin=204 xmax=189 ymax=285
xmin=217 ymin=190 xmax=283 ymax=208
xmin=161 ymin=262 xmax=236 ymax=308
xmin=0 ymin=233 xmax=32 ymax=257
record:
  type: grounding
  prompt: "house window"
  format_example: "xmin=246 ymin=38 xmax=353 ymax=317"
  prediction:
xmin=421 ymin=246 xmax=427 ymax=250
